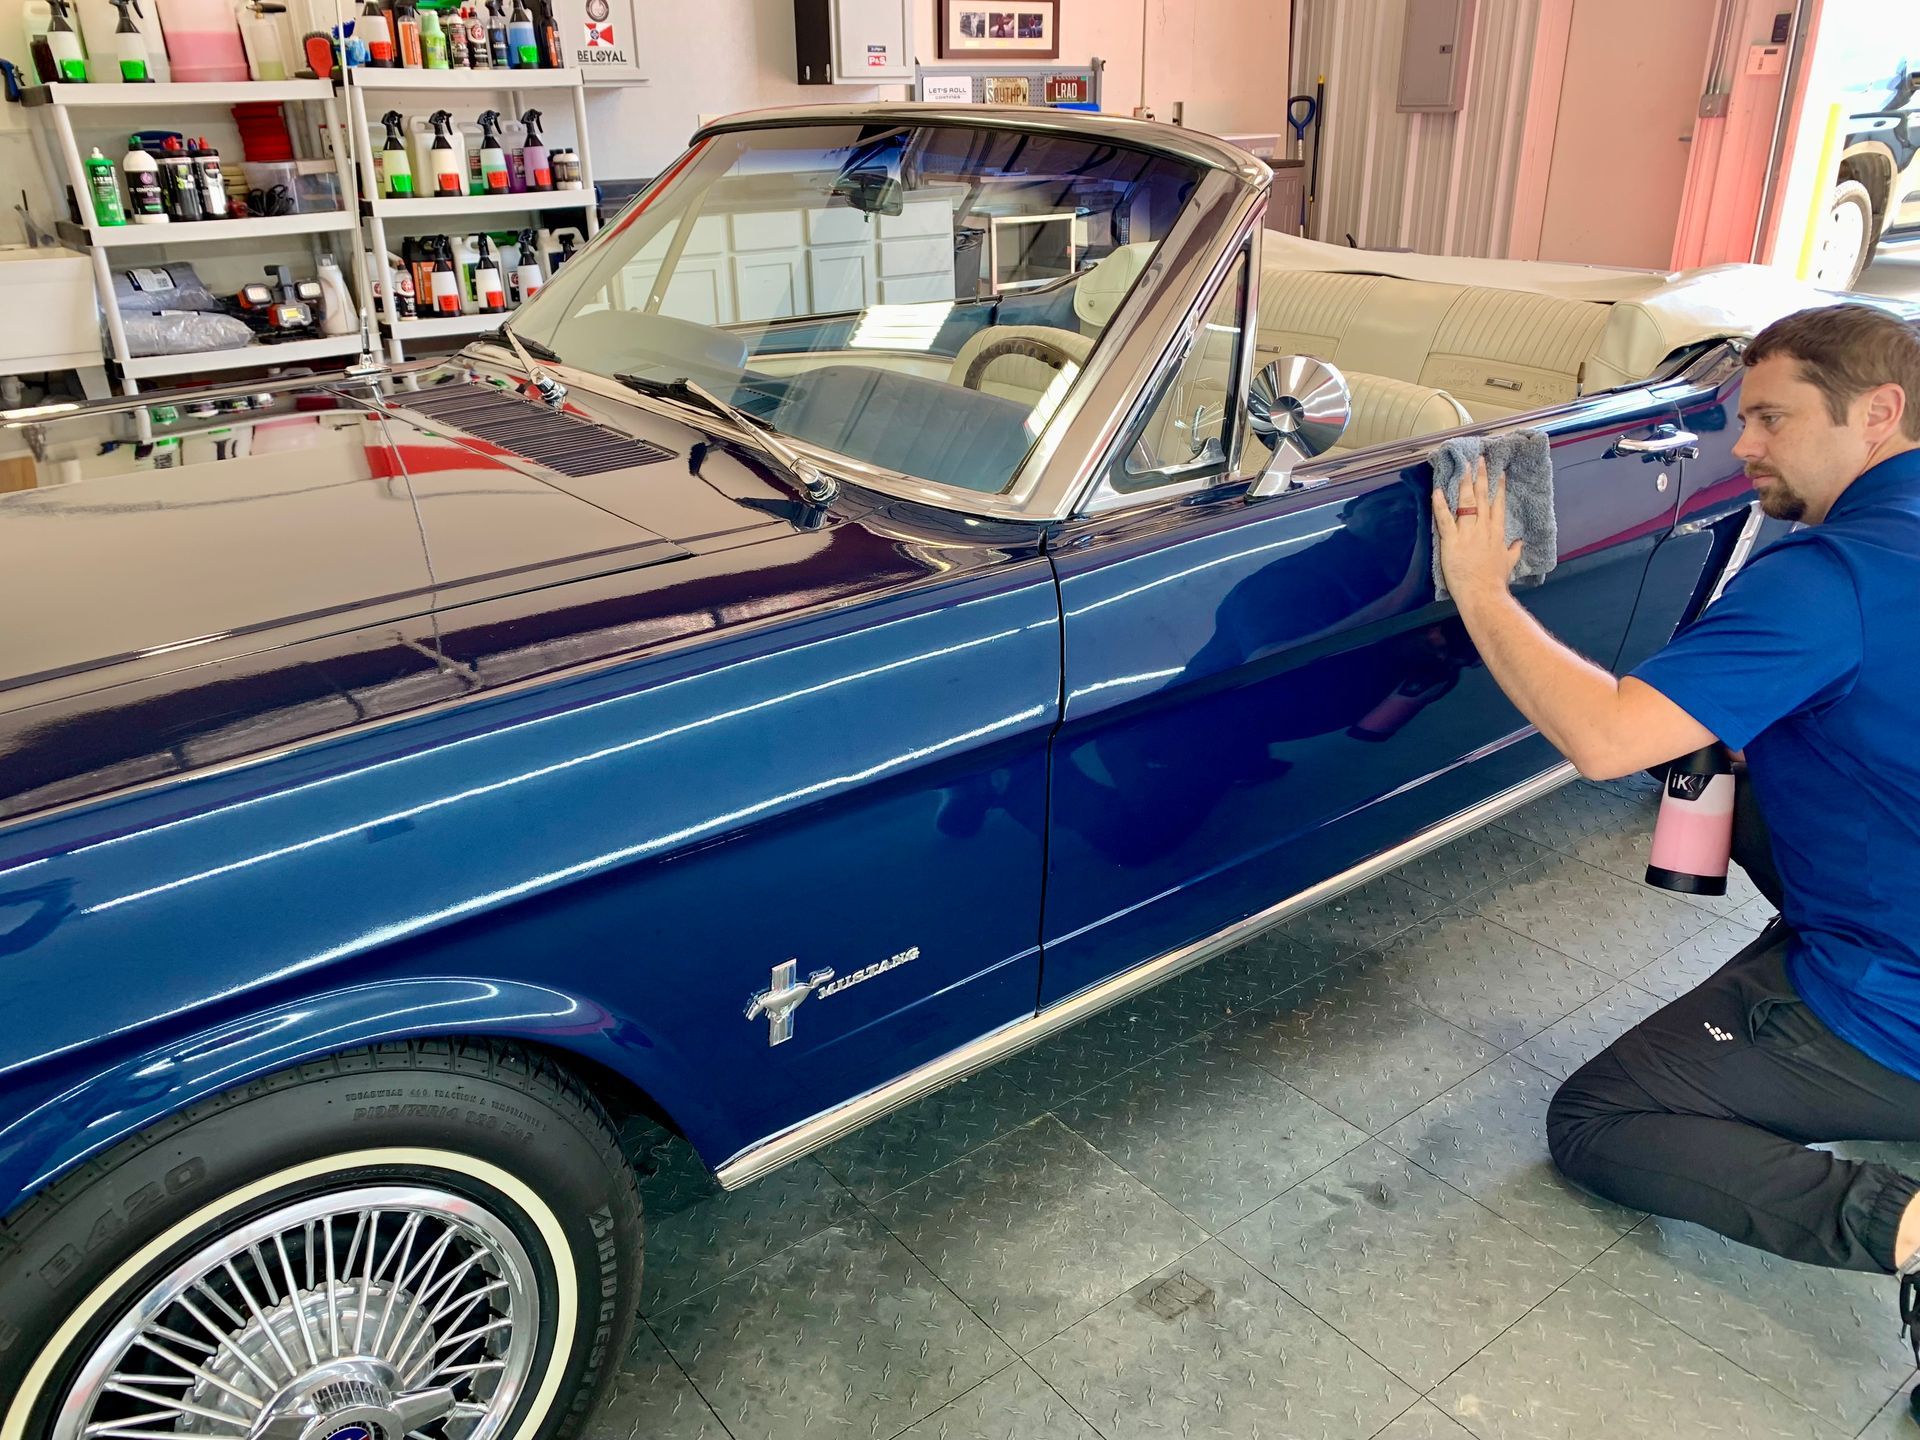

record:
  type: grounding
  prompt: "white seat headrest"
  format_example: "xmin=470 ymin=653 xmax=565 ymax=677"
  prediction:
xmin=1072 ymin=242 xmax=1155 ymax=330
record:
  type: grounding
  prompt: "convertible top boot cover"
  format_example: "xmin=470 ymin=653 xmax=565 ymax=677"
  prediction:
xmin=1428 ymin=430 xmax=1557 ymax=601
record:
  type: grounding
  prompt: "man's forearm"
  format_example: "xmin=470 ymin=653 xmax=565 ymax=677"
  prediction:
xmin=1454 ymin=587 xmax=1633 ymax=777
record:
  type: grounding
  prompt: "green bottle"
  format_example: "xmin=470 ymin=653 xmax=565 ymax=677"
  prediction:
xmin=46 ymin=0 xmax=87 ymax=81
xmin=419 ymin=5 xmax=447 ymax=68
xmin=85 ymin=146 xmax=125 ymax=225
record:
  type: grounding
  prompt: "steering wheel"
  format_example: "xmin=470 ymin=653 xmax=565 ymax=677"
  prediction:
xmin=962 ymin=334 xmax=1084 ymax=391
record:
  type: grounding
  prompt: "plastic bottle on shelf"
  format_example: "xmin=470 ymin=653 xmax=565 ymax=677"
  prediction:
xmin=475 ymin=109 xmax=509 ymax=192
xmin=510 ymin=226 xmax=542 ymax=303
xmin=429 ymin=236 xmax=461 ymax=315
xmin=377 ymin=109 xmax=413 ymax=197
xmin=534 ymin=0 xmax=558 ymax=67
xmin=107 ymin=0 xmax=150 ymax=80
xmin=418 ymin=3 xmax=445 ymax=67
xmin=85 ymin=147 xmax=126 ymax=225
xmin=473 ymin=234 xmax=505 ymax=313
xmin=358 ymin=0 xmax=392 ymax=63
xmin=46 ymin=0 xmax=89 ymax=80
xmin=405 ymin=237 xmax=435 ymax=310
xmin=464 ymin=4 xmax=487 ymax=66
xmin=553 ymin=147 xmax=582 ymax=190
xmin=392 ymin=0 xmax=420 ymax=65
xmin=189 ymin=137 xmax=229 ymax=216
xmin=238 ymin=0 xmax=290 ymax=79
xmin=504 ymin=0 xmax=532 ymax=66
xmin=160 ymin=136 xmax=202 ymax=221
xmin=155 ymin=0 xmax=249 ymax=80
xmin=447 ymin=5 xmax=469 ymax=65
xmin=518 ymin=107 xmax=551 ymax=190
xmin=122 ymin=134 xmax=166 ymax=223
xmin=388 ymin=250 xmax=416 ymax=317
xmin=427 ymin=109 xmax=463 ymax=198
xmin=484 ymin=0 xmax=506 ymax=66
xmin=315 ymin=253 xmax=354 ymax=336
xmin=451 ymin=231 xmax=479 ymax=311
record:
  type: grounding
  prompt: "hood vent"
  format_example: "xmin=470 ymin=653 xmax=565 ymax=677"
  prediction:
xmin=397 ymin=382 xmax=674 ymax=477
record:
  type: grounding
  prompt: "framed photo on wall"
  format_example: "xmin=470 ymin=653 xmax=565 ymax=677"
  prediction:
xmin=938 ymin=0 xmax=1059 ymax=60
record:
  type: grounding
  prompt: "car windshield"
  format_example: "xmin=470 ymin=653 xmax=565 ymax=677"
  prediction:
xmin=512 ymin=121 xmax=1204 ymax=495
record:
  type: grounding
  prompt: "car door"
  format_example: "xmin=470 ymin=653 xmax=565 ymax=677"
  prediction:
xmin=1039 ymin=250 xmax=1685 ymax=1004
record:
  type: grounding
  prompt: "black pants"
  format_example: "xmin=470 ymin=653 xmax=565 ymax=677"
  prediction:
xmin=1548 ymin=922 xmax=1920 ymax=1274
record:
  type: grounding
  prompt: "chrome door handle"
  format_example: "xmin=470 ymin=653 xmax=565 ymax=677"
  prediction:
xmin=1613 ymin=428 xmax=1699 ymax=461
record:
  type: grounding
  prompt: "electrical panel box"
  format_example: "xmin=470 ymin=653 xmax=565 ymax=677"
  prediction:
xmin=1397 ymin=0 xmax=1476 ymax=113
xmin=795 ymin=0 xmax=915 ymax=85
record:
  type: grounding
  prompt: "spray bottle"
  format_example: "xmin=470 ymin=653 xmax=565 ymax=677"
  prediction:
xmin=518 ymin=107 xmax=550 ymax=190
xmin=106 ymin=0 xmax=148 ymax=79
xmin=427 ymin=108 xmax=462 ymax=197
xmin=359 ymin=0 xmax=392 ymax=64
xmin=84 ymin=146 xmax=125 ymax=224
xmin=451 ymin=231 xmax=479 ymax=309
xmin=484 ymin=0 xmax=507 ymax=65
xmin=511 ymin=225 xmax=543 ymax=304
xmin=46 ymin=0 xmax=87 ymax=81
xmin=505 ymin=0 xmax=533 ymax=66
xmin=378 ymin=109 xmax=413 ymax=196
xmin=475 ymin=108 xmax=509 ymax=192
xmin=429 ymin=235 xmax=462 ymax=315
xmin=122 ymin=133 xmax=165 ymax=222
xmin=387 ymin=249 xmax=416 ymax=317
xmin=473 ymin=233 xmax=505 ymax=313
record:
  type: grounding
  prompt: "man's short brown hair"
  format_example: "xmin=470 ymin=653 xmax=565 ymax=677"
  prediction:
xmin=1744 ymin=303 xmax=1920 ymax=439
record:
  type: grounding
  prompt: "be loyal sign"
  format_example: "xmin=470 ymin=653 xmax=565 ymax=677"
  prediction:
xmin=551 ymin=0 xmax=647 ymax=78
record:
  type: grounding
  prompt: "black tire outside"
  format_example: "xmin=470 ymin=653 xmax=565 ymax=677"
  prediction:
xmin=0 ymin=1038 xmax=643 ymax=1439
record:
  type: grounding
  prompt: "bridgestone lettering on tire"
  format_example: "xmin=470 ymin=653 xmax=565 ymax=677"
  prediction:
xmin=0 ymin=1039 xmax=643 ymax=1440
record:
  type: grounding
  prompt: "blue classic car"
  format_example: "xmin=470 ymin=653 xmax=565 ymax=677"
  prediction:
xmin=0 ymin=104 xmax=1829 ymax=1437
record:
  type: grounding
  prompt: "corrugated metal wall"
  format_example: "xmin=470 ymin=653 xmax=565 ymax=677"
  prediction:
xmin=1292 ymin=0 xmax=1546 ymax=257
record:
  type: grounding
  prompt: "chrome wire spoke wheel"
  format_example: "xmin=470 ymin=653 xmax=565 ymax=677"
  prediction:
xmin=53 ymin=1185 xmax=540 ymax=1440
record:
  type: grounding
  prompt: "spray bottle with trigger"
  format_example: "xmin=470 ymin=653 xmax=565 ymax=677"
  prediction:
xmin=475 ymin=109 xmax=509 ymax=192
xmin=46 ymin=0 xmax=87 ymax=81
xmin=427 ymin=108 xmax=462 ymax=197
xmin=107 ymin=0 xmax=149 ymax=79
xmin=510 ymin=225 xmax=542 ymax=304
xmin=378 ymin=108 xmax=413 ymax=196
xmin=484 ymin=0 xmax=507 ymax=66
xmin=518 ymin=107 xmax=550 ymax=190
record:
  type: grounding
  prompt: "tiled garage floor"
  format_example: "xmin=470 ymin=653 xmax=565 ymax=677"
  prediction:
xmin=592 ymin=772 xmax=1920 ymax=1440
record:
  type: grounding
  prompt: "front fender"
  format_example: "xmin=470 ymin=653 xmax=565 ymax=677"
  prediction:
xmin=0 ymin=977 xmax=721 ymax=1219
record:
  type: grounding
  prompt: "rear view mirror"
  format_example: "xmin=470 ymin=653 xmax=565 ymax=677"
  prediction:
xmin=833 ymin=167 xmax=905 ymax=217
xmin=1247 ymin=356 xmax=1351 ymax=497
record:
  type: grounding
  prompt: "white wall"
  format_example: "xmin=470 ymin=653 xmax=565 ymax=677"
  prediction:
xmin=0 ymin=0 xmax=1292 ymax=244
xmin=579 ymin=0 xmax=1292 ymax=179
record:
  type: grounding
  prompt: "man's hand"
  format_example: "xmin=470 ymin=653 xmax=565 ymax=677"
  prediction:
xmin=1433 ymin=456 xmax=1522 ymax=603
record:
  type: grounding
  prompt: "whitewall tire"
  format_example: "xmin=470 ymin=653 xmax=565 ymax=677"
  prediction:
xmin=0 ymin=1040 xmax=643 ymax=1440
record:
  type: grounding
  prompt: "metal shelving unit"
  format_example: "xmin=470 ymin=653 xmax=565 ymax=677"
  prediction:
xmin=342 ymin=67 xmax=598 ymax=361
xmin=24 ymin=80 xmax=373 ymax=394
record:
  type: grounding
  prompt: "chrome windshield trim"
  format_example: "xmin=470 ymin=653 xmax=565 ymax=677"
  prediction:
xmin=691 ymin=103 xmax=1273 ymax=184
xmin=467 ymin=165 xmax=1263 ymax=525
xmin=714 ymin=757 xmax=1577 ymax=1189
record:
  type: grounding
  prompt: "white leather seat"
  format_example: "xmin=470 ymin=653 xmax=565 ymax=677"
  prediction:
xmin=1327 ymin=373 xmax=1471 ymax=455
xmin=1255 ymin=265 xmax=1612 ymax=421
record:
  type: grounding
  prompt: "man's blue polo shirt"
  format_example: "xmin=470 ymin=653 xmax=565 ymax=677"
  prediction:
xmin=1632 ymin=447 xmax=1920 ymax=1083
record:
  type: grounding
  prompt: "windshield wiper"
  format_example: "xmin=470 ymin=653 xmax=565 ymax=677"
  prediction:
xmin=487 ymin=318 xmax=568 ymax=409
xmin=615 ymin=373 xmax=838 ymax=504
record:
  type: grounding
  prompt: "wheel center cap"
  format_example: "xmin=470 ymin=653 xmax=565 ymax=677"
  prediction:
xmin=255 ymin=1358 xmax=406 ymax=1440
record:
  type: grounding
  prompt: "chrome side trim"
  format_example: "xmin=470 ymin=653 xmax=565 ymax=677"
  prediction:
xmin=714 ymin=757 xmax=1578 ymax=1189
xmin=1705 ymin=500 xmax=1765 ymax=609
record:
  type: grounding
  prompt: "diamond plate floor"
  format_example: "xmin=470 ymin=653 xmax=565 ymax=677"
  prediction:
xmin=590 ymin=778 xmax=1920 ymax=1440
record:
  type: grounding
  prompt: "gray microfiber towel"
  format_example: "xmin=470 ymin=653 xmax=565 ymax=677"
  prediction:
xmin=1429 ymin=429 xmax=1557 ymax=602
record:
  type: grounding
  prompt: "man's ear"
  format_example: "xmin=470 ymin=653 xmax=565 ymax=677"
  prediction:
xmin=1860 ymin=381 xmax=1908 ymax=443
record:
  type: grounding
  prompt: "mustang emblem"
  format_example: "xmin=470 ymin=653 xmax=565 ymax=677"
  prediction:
xmin=745 ymin=961 xmax=835 ymax=1046
xmin=816 ymin=946 xmax=920 ymax=999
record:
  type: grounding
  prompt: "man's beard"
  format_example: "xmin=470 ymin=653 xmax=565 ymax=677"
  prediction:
xmin=1750 ymin=468 xmax=1806 ymax=521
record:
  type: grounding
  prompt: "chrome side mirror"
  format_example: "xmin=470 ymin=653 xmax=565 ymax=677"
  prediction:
xmin=1246 ymin=356 xmax=1350 ymax=497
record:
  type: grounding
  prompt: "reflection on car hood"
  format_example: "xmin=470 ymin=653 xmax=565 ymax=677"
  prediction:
xmin=0 ymin=360 xmax=1046 ymax=823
